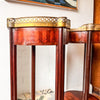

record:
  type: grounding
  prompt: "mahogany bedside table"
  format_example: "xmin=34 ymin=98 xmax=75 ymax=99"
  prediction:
xmin=64 ymin=24 xmax=99 ymax=100
xmin=7 ymin=16 xmax=70 ymax=100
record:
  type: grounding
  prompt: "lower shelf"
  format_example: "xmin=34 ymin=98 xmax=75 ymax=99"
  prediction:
xmin=18 ymin=90 xmax=99 ymax=100
xmin=18 ymin=89 xmax=55 ymax=100
xmin=64 ymin=91 xmax=99 ymax=100
xmin=92 ymin=93 xmax=100 ymax=100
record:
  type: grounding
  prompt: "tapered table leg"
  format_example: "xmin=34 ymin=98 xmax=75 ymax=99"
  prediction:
xmin=56 ymin=28 xmax=65 ymax=100
xmin=32 ymin=46 xmax=35 ymax=100
xmin=82 ymin=31 xmax=92 ymax=100
xmin=10 ymin=28 xmax=17 ymax=100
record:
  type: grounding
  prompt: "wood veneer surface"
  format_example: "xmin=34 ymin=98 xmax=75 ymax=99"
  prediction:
xmin=92 ymin=0 xmax=100 ymax=95
xmin=64 ymin=91 xmax=99 ymax=100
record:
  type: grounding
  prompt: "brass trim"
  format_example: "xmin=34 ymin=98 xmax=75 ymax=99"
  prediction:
xmin=7 ymin=16 xmax=70 ymax=28
xmin=71 ymin=23 xmax=100 ymax=31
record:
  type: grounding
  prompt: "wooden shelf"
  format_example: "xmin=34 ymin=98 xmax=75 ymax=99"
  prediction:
xmin=64 ymin=91 xmax=99 ymax=100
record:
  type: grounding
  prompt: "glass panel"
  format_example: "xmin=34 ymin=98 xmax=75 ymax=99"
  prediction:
xmin=91 ymin=44 xmax=100 ymax=96
xmin=17 ymin=45 xmax=32 ymax=100
xmin=64 ymin=44 xmax=84 ymax=99
xmin=35 ymin=46 xmax=55 ymax=100
xmin=17 ymin=45 xmax=56 ymax=100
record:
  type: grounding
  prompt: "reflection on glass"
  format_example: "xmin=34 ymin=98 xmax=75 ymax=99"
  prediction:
xmin=17 ymin=46 xmax=31 ymax=100
xmin=35 ymin=46 xmax=55 ymax=100
xmin=17 ymin=46 xmax=55 ymax=100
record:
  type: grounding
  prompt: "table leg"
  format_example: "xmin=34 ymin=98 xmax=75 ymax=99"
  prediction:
xmin=10 ymin=28 xmax=17 ymax=100
xmin=32 ymin=46 xmax=35 ymax=100
xmin=82 ymin=31 xmax=92 ymax=100
xmin=56 ymin=28 xmax=65 ymax=100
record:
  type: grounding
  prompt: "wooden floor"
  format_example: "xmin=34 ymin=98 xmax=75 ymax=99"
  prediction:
xmin=64 ymin=91 xmax=99 ymax=100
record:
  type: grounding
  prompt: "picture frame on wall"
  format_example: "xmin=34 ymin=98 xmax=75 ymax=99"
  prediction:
xmin=6 ymin=0 xmax=77 ymax=10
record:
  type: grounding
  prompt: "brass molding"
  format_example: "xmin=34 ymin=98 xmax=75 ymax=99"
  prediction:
xmin=70 ymin=23 xmax=100 ymax=31
xmin=7 ymin=16 xmax=70 ymax=28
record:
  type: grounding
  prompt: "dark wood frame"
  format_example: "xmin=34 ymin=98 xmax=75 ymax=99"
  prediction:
xmin=10 ymin=27 xmax=68 ymax=100
xmin=64 ymin=30 xmax=99 ymax=100
xmin=9 ymin=27 xmax=99 ymax=100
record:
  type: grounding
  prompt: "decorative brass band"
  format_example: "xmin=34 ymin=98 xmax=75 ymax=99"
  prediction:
xmin=7 ymin=16 xmax=70 ymax=28
xmin=71 ymin=23 xmax=100 ymax=31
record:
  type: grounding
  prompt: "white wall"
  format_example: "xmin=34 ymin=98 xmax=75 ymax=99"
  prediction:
xmin=0 ymin=0 xmax=93 ymax=99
